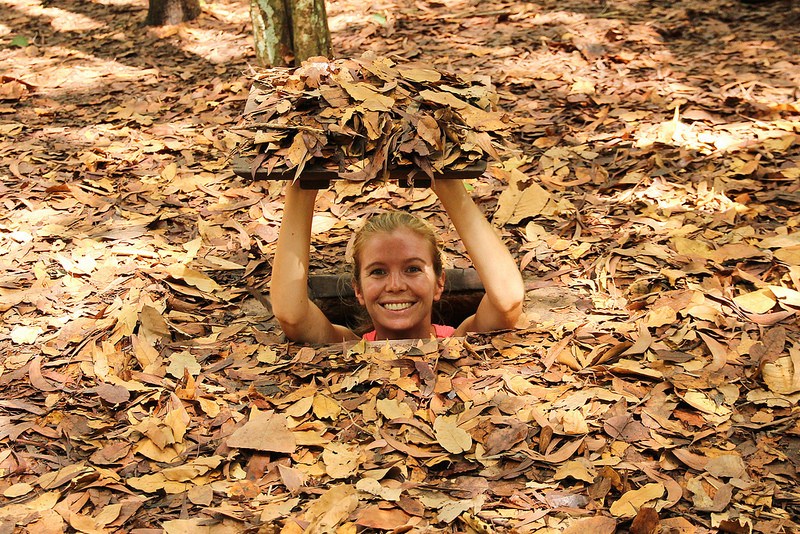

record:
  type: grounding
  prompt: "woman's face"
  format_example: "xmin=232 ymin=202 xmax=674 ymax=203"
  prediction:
xmin=354 ymin=227 xmax=445 ymax=340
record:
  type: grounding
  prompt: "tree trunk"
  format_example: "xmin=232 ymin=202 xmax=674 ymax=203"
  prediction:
xmin=146 ymin=0 xmax=201 ymax=26
xmin=250 ymin=0 xmax=294 ymax=67
xmin=290 ymin=0 xmax=331 ymax=63
xmin=250 ymin=0 xmax=331 ymax=67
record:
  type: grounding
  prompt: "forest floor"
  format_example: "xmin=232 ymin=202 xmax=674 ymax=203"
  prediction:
xmin=1 ymin=0 xmax=800 ymax=532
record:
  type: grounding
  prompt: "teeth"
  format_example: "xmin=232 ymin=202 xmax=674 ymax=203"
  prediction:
xmin=383 ymin=302 xmax=412 ymax=311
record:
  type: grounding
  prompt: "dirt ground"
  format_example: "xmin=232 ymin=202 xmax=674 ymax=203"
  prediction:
xmin=1 ymin=0 xmax=799 ymax=532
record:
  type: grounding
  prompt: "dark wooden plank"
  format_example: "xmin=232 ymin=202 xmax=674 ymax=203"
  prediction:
xmin=231 ymin=156 xmax=487 ymax=189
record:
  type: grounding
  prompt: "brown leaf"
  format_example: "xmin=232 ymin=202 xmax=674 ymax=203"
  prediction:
xmin=226 ymin=409 xmax=296 ymax=453
xmin=89 ymin=442 xmax=131 ymax=465
xmin=138 ymin=305 xmax=170 ymax=339
xmin=28 ymin=356 xmax=60 ymax=392
xmin=562 ymin=516 xmax=616 ymax=534
xmin=483 ymin=422 xmax=528 ymax=455
xmin=355 ymin=506 xmax=411 ymax=529
xmin=416 ymin=115 xmax=442 ymax=151
xmin=630 ymin=507 xmax=660 ymax=534
xmin=95 ymin=383 xmax=130 ymax=405
xmin=620 ymin=321 xmax=652 ymax=357
xmin=303 ymin=485 xmax=359 ymax=534
xmin=380 ymin=428 xmax=442 ymax=458
xmin=433 ymin=415 xmax=472 ymax=454
xmin=603 ymin=414 xmax=649 ymax=442
xmin=671 ymin=448 xmax=709 ymax=471
xmin=277 ymin=464 xmax=306 ymax=494
xmin=610 ymin=483 xmax=664 ymax=518
xmin=530 ymin=436 xmax=585 ymax=464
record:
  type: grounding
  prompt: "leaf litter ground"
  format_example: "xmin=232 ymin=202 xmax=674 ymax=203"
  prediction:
xmin=1 ymin=0 xmax=800 ymax=532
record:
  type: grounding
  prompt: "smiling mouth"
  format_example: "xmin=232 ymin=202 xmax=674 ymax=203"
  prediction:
xmin=382 ymin=302 xmax=414 ymax=311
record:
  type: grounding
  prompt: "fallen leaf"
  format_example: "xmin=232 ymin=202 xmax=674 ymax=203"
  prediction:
xmin=10 ymin=325 xmax=43 ymax=344
xmin=3 ymin=483 xmax=34 ymax=498
xmin=226 ymin=409 xmax=296 ymax=453
xmin=303 ymin=485 xmax=359 ymax=534
xmin=312 ymin=394 xmax=341 ymax=420
xmin=705 ymin=454 xmax=746 ymax=479
xmin=323 ymin=442 xmax=361 ymax=479
xmin=610 ymin=483 xmax=665 ymax=518
xmin=562 ymin=516 xmax=616 ymax=534
xmin=630 ymin=507 xmax=660 ymax=534
xmin=166 ymin=351 xmax=201 ymax=379
xmin=733 ymin=289 xmax=776 ymax=314
xmin=433 ymin=415 xmax=473 ymax=454
xmin=355 ymin=506 xmax=411 ymax=529
xmin=166 ymin=263 xmax=222 ymax=293
xmin=28 ymin=356 xmax=60 ymax=392
xmin=95 ymin=382 xmax=131 ymax=405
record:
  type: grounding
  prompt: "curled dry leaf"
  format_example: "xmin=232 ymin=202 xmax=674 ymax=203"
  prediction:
xmin=28 ymin=356 xmax=60 ymax=392
xmin=761 ymin=345 xmax=800 ymax=394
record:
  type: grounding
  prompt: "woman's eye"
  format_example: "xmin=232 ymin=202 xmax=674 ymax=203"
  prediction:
xmin=369 ymin=269 xmax=386 ymax=276
xmin=407 ymin=265 xmax=422 ymax=273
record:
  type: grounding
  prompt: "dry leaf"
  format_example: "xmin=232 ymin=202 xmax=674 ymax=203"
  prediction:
xmin=10 ymin=325 xmax=43 ymax=344
xmin=28 ymin=356 xmax=60 ymax=392
xmin=260 ymin=498 xmax=299 ymax=522
xmin=433 ymin=415 xmax=473 ymax=454
xmin=95 ymin=383 xmax=131 ymax=405
xmin=312 ymin=394 xmax=342 ymax=420
xmin=323 ymin=442 xmax=361 ymax=479
xmin=166 ymin=264 xmax=222 ymax=293
xmin=226 ymin=409 xmax=296 ymax=453
xmin=562 ymin=516 xmax=617 ymax=534
xmin=733 ymin=289 xmax=776 ymax=314
xmin=610 ymin=483 xmax=665 ymax=518
xmin=705 ymin=454 xmax=747 ymax=479
xmin=494 ymin=169 xmax=552 ymax=225
xmin=376 ymin=398 xmax=414 ymax=420
xmin=303 ymin=485 xmax=359 ymax=534
xmin=355 ymin=506 xmax=411 ymax=529
xmin=554 ymin=459 xmax=596 ymax=483
xmin=630 ymin=507 xmax=660 ymax=534
xmin=3 ymin=483 xmax=34 ymax=498
xmin=761 ymin=346 xmax=800 ymax=394
xmin=166 ymin=351 xmax=201 ymax=379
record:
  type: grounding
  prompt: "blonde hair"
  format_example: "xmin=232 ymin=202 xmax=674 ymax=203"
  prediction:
xmin=351 ymin=211 xmax=444 ymax=284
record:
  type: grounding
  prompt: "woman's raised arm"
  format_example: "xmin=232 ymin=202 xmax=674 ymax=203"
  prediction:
xmin=432 ymin=179 xmax=525 ymax=335
xmin=270 ymin=183 xmax=358 ymax=344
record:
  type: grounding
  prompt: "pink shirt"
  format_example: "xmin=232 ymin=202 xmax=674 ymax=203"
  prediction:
xmin=362 ymin=324 xmax=455 ymax=341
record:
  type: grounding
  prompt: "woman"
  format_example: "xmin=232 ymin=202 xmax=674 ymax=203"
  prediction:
xmin=270 ymin=179 xmax=525 ymax=343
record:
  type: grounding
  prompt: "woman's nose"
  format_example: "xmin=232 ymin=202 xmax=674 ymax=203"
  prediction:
xmin=386 ymin=271 xmax=406 ymax=291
